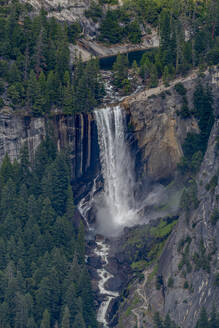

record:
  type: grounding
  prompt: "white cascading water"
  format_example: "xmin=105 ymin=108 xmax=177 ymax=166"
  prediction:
xmin=94 ymin=105 xmax=138 ymax=235
xmin=94 ymin=241 xmax=119 ymax=327
xmin=79 ymin=105 xmax=138 ymax=328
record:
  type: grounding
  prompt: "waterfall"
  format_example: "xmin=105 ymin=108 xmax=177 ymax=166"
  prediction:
xmin=94 ymin=105 xmax=138 ymax=235
xmin=79 ymin=105 xmax=138 ymax=328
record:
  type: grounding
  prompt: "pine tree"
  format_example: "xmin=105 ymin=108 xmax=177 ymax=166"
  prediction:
xmin=66 ymin=184 xmax=75 ymax=220
xmin=61 ymin=306 xmax=70 ymax=328
xmin=50 ymin=153 xmax=69 ymax=216
xmin=150 ymin=64 xmax=158 ymax=88
xmin=153 ymin=312 xmax=163 ymax=328
xmin=163 ymin=65 xmax=170 ymax=87
xmin=209 ymin=307 xmax=218 ymax=328
xmin=47 ymin=70 xmax=58 ymax=107
xmin=63 ymin=84 xmax=73 ymax=114
xmin=26 ymin=70 xmax=37 ymax=108
xmin=55 ymin=42 xmax=70 ymax=83
xmin=99 ymin=10 xmax=123 ymax=44
xmin=8 ymin=63 xmax=21 ymax=83
xmin=79 ymin=267 xmax=98 ymax=328
xmin=26 ymin=317 xmax=37 ymax=328
xmin=76 ymin=222 xmax=85 ymax=265
xmin=34 ymin=28 xmax=46 ymax=78
xmin=1 ymin=179 xmax=16 ymax=217
xmin=40 ymin=197 xmax=55 ymax=231
xmin=196 ymin=307 xmax=208 ymax=328
xmin=14 ymin=292 xmax=29 ymax=328
xmin=113 ymin=54 xmax=129 ymax=89
xmin=63 ymin=282 xmax=78 ymax=323
xmin=72 ymin=312 xmax=86 ymax=328
xmin=140 ymin=56 xmax=151 ymax=81
xmin=163 ymin=314 xmax=171 ymax=328
xmin=0 ymin=153 xmax=13 ymax=184
xmin=0 ymin=238 xmax=6 ymax=270
xmin=40 ymin=309 xmax=50 ymax=328
xmin=32 ymin=78 xmax=46 ymax=116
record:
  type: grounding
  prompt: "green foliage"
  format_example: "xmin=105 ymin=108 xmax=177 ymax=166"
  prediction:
xmin=126 ymin=21 xmax=142 ymax=44
xmin=97 ymin=0 xmax=219 ymax=95
xmin=177 ymin=235 xmax=191 ymax=253
xmin=174 ymin=83 xmax=187 ymax=96
xmin=180 ymin=179 xmax=199 ymax=212
xmin=214 ymin=273 xmax=219 ymax=286
xmin=0 ymin=97 xmax=4 ymax=108
xmin=0 ymin=2 xmax=103 ymax=115
xmin=206 ymin=175 xmax=218 ymax=192
xmin=195 ymin=307 xmax=219 ymax=328
xmin=211 ymin=209 xmax=219 ymax=225
xmin=121 ymin=216 xmax=178 ymax=280
xmin=40 ymin=309 xmax=50 ymax=328
xmin=193 ymin=84 xmax=214 ymax=153
xmin=153 ymin=312 xmax=178 ymax=328
xmin=131 ymin=260 xmax=147 ymax=272
xmin=183 ymin=281 xmax=189 ymax=289
xmin=193 ymin=239 xmax=211 ymax=273
xmin=167 ymin=277 xmax=174 ymax=288
xmin=0 ymin=142 xmax=98 ymax=327
xmin=150 ymin=220 xmax=177 ymax=238
xmin=85 ymin=2 xmax=103 ymax=23
xmin=179 ymin=83 xmax=214 ymax=175
xmin=67 ymin=22 xmax=82 ymax=43
xmin=196 ymin=308 xmax=208 ymax=328
xmin=113 ymin=54 xmax=129 ymax=89
xmin=99 ymin=10 xmax=124 ymax=44
xmin=156 ymin=275 xmax=163 ymax=290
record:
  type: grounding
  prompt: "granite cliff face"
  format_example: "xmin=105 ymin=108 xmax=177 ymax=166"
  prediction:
xmin=124 ymin=68 xmax=219 ymax=182
xmin=21 ymin=0 xmax=92 ymax=23
xmin=153 ymin=120 xmax=219 ymax=326
xmin=112 ymin=68 xmax=219 ymax=328
xmin=0 ymin=109 xmax=99 ymax=185
xmin=116 ymin=120 xmax=219 ymax=328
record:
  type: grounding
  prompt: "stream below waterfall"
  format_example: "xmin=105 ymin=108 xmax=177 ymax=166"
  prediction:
xmin=94 ymin=241 xmax=119 ymax=327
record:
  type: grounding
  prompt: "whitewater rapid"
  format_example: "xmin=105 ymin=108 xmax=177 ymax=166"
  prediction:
xmin=95 ymin=240 xmax=119 ymax=327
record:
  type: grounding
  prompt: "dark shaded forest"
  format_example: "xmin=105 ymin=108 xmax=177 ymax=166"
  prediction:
xmin=0 ymin=0 xmax=104 ymax=116
xmin=0 ymin=139 xmax=98 ymax=328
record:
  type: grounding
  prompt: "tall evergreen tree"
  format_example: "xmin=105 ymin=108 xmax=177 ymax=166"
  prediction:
xmin=61 ymin=306 xmax=70 ymax=328
xmin=72 ymin=312 xmax=86 ymax=328
xmin=40 ymin=309 xmax=50 ymax=328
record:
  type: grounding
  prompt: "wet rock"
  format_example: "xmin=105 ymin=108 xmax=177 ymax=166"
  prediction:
xmin=107 ymin=298 xmax=120 ymax=326
xmin=106 ymin=276 xmax=123 ymax=292
xmin=87 ymin=256 xmax=102 ymax=269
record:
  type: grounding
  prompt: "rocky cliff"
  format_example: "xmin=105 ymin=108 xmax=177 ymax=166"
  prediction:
xmin=21 ymin=0 xmax=92 ymax=24
xmin=117 ymin=119 xmax=219 ymax=328
xmin=123 ymin=67 xmax=219 ymax=182
xmin=0 ymin=109 xmax=99 ymax=186
xmin=112 ymin=68 xmax=219 ymax=327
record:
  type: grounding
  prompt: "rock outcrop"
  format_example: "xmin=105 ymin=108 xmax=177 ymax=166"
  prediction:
xmin=124 ymin=67 xmax=219 ymax=182
xmin=145 ymin=119 xmax=219 ymax=327
xmin=21 ymin=0 xmax=92 ymax=23
xmin=0 ymin=109 xmax=99 ymax=182
xmin=114 ymin=67 xmax=219 ymax=328
xmin=20 ymin=0 xmax=159 ymax=61
xmin=70 ymin=31 xmax=159 ymax=62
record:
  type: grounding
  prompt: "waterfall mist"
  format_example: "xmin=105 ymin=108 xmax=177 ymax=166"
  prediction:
xmin=94 ymin=105 xmax=138 ymax=236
